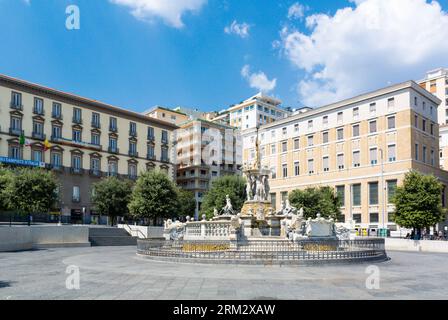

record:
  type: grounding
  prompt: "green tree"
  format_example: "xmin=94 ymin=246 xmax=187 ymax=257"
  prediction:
xmin=201 ymin=175 xmax=246 ymax=219
xmin=288 ymin=186 xmax=342 ymax=221
xmin=0 ymin=165 xmax=13 ymax=211
xmin=91 ymin=177 xmax=133 ymax=225
xmin=392 ymin=171 xmax=444 ymax=237
xmin=176 ymin=189 xmax=196 ymax=219
xmin=3 ymin=168 xmax=59 ymax=225
xmin=128 ymin=170 xmax=178 ymax=225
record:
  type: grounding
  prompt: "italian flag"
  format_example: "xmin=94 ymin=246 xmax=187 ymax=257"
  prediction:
xmin=18 ymin=133 xmax=32 ymax=147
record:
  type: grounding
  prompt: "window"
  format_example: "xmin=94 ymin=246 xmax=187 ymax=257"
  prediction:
xmin=352 ymin=124 xmax=360 ymax=137
xmin=109 ymin=117 xmax=117 ymax=131
xmin=414 ymin=114 xmax=418 ymax=127
xmin=353 ymin=107 xmax=359 ymax=119
xmin=431 ymin=149 xmax=435 ymax=166
xmin=11 ymin=91 xmax=22 ymax=107
xmin=9 ymin=145 xmax=21 ymax=159
xmin=108 ymin=161 xmax=118 ymax=176
xmin=294 ymin=161 xmax=300 ymax=176
xmin=414 ymin=96 xmax=418 ymax=106
xmin=369 ymin=120 xmax=377 ymax=133
xmin=337 ymin=154 xmax=344 ymax=170
xmin=51 ymin=152 xmax=62 ymax=168
xmin=72 ymin=155 xmax=82 ymax=170
xmin=281 ymin=191 xmax=288 ymax=202
xmin=161 ymin=130 xmax=168 ymax=144
xmin=337 ymin=112 xmax=343 ymax=123
xmin=369 ymin=213 xmax=379 ymax=223
xmin=282 ymin=164 xmax=288 ymax=178
xmin=387 ymin=180 xmax=397 ymax=204
xmin=308 ymin=159 xmax=314 ymax=174
xmin=423 ymin=145 xmax=427 ymax=163
xmin=91 ymin=157 xmax=100 ymax=172
xmin=387 ymin=116 xmax=395 ymax=130
xmin=322 ymin=132 xmax=329 ymax=144
xmin=161 ymin=146 xmax=169 ymax=161
xmin=271 ymin=143 xmax=276 ymax=155
xmin=387 ymin=98 xmax=395 ymax=111
xmin=10 ymin=116 xmax=22 ymax=131
xmin=147 ymin=126 xmax=155 ymax=140
xmin=323 ymin=156 xmax=329 ymax=172
xmin=307 ymin=135 xmax=314 ymax=147
xmin=34 ymin=98 xmax=44 ymax=114
xmin=336 ymin=186 xmax=345 ymax=207
xmin=337 ymin=128 xmax=344 ymax=140
xmin=281 ymin=141 xmax=287 ymax=153
xmin=353 ymin=214 xmax=362 ymax=223
xmin=423 ymin=101 xmax=426 ymax=111
xmin=147 ymin=144 xmax=155 ymax=159
xmin=308 ymin=120 xmax=313 ymax=129
xmin=294 ymin=123 xmax=299 ymax=133
xmin=52 ymin=102 xmax=62 ymax=118
xmin=369 ymin=182 xmax=379 ymax=205
xmin=370 ymin=148 xmax=378 ymax=165
xmin=128 ymin=163 xmax=137 ymax=178
xmin=369 ymin=103 xmax=376 ymax=114
xmin=422 ymin=119 xmax=426 ymax=132
xmin=271 ymin=167 xmax=276 ymax=179
xmin=129 ymin=141 xmax=137 ymax=156
xmin=271 ymin=130 xmax=276 ymax=138
xmin=353 ymin=151 xmax=360 ymax=167
xmin=73 ymin=108 xmax=82 ymax=123
xmin=73 ymin=186 xmax=80 ymax=202
xmin=323 ymin=116 xmax=328 ymax=126
xmin=32 ymin=149 xmax=43 ymax=162
xmin=352 ymin=184 xmax=361 ymax=206
xmin=415 ymin=143 xmax=419 ymax=160
xmin=430 ymin=123 xmax=434 ymax=135
xmin=270 ymin=193 xmax=277 ymax=210
xmin=91 ymin=133 xmax=100 ymax=146
xmin=109 ymin=137 xmax=118 ymax=152
xmin=130 ymin=122 xmax=137 ymax=136
xmin=92 ymin=112 xmax=100 ymax=128
xmin=72 ymin=129 xmax=82 ymax=142
xmin=388 ymin=144 xmax=396 ymax=162
xmin=294 ymin=138 xmax=300 ymax=150
xmin=32 ymin=121 xmax=44 ymax=137
xmin=282 ymin=127 xmax=287 ymax=136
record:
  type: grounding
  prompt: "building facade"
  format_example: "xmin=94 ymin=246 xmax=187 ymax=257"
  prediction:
xmin=226 ymin=93 xmax=289 ymax=130
xmin=242 ymin=81 xmax=448 ymax=233
xmin=174 ymin=119 xmax=242 ymax=218
xmin=144 ymin=106 xmax=190 ymax=126
xmin=418 ymin=68 xmax=448 ymax=170
xmin=0 ymin=74 xmax=177 ymax=224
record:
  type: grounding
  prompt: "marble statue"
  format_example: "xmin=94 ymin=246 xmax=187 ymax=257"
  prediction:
xmin=164 ymin=219 xmax=185 ymax=240
xmin=255 ymin=176 xmax=264 ymax=201
xmin=222 ymin=194 xmax=234 ymax=215
xmin=262 ymin=176 xmax=269 ymax=201
xmin=246 ymin=174 xmax=254 ymax=201
xmin=256 ymin=207 xmax=265 ymax=221
xmin=213 ymin=208 xmax=219 ymax=217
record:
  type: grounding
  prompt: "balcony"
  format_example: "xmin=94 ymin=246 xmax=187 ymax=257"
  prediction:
xmin=129 ymin=130 xmax=137 ymax=137
xmin=147 ymin=154 xmax=156 ymax=161
xmin=128 ymin=150 xmax=138 ymax=157
xmin=91 ymin=121 xmax=101 ymax=129
xmin=70 ymin=167 xmax=84 ymax=175
xmin=9 ymin=128 xmax=24 ymax=136
xmin=32 ymin=132 xmax=46 ymax=141
xmin=161 ymin=138 xmax=169 ymax=145
xmin=51 ymin=164 xmax=63 ymax=172
xmin=10 ymin=102 xmax=23 ymax=111
xmin=72 ymin=196 xmax=80 ymax=203
xmin=161 ymin=157 xmax=170 ymax=163
xmin=72 ymin=117 xmax=83 ymax=125
xmin=33 ymin=108 xmax=45 ymax=116
xmin=89 ymin=169 xmax=102 ymax=177
xmin=108 ymin=147 xmax=119 ymax=154
xmin=108 ymin=172 xmax=118 ymax=177
xmin=52 ymin=112 xmax=63 ymax=120
xmin=128 ymin=174 xmax=138 ymax=180
xmin=109 ymin=126 xmax=118 ymax=133
xmin=147 ymin=135 xmax=155 ymax=142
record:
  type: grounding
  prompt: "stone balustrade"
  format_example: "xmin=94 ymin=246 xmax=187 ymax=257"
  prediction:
xmin=184 ymin=221 xmax=231 ymax=240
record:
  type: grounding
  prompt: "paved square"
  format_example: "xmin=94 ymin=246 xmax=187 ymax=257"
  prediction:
xmin=1 ymin=246 xmax=447 ymax=300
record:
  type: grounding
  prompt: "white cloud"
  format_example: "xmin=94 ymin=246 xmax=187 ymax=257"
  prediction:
xmin=288 ymin=2 xmax=306 ymax=20
xmin=224 ymin=20 xmax=251 ymax=38
xmin=241 ymin=65 xmax=277 ymax=93
xmin=110 ymin=0 xmax=207 ymax=28
xmin=280 ymin=0 xmax=448 ymax=107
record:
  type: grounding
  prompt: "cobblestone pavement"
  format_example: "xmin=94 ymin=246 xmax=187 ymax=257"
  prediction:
xmin=0 ymin=246 xmax=447 ymax=300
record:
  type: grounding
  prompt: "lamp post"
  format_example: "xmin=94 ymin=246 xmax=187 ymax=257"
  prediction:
xmin=379 ymin=148 xmax=386 ymax=237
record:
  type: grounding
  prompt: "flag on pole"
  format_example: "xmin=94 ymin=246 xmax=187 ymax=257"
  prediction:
xmin=44 ymin=138 xmax=51 ymax=151
xmin=19 ymin=132 xmax=25 ymax=145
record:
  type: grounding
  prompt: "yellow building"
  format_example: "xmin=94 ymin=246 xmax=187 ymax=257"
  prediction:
xmin=0 ymin=74 xmax=177 ymax=224
xmin=144 ymin=106 xmax=190 ymax=126
xmin=242 ymin=81 xmax=448 ymax=232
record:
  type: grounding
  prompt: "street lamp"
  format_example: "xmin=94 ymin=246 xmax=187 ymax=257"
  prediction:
xmin=379 ymin=148 xmax=386 ymax=237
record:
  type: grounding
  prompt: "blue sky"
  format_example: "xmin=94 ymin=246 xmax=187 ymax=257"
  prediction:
xmin=0 ymin=0 xmax=447 ymax=113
